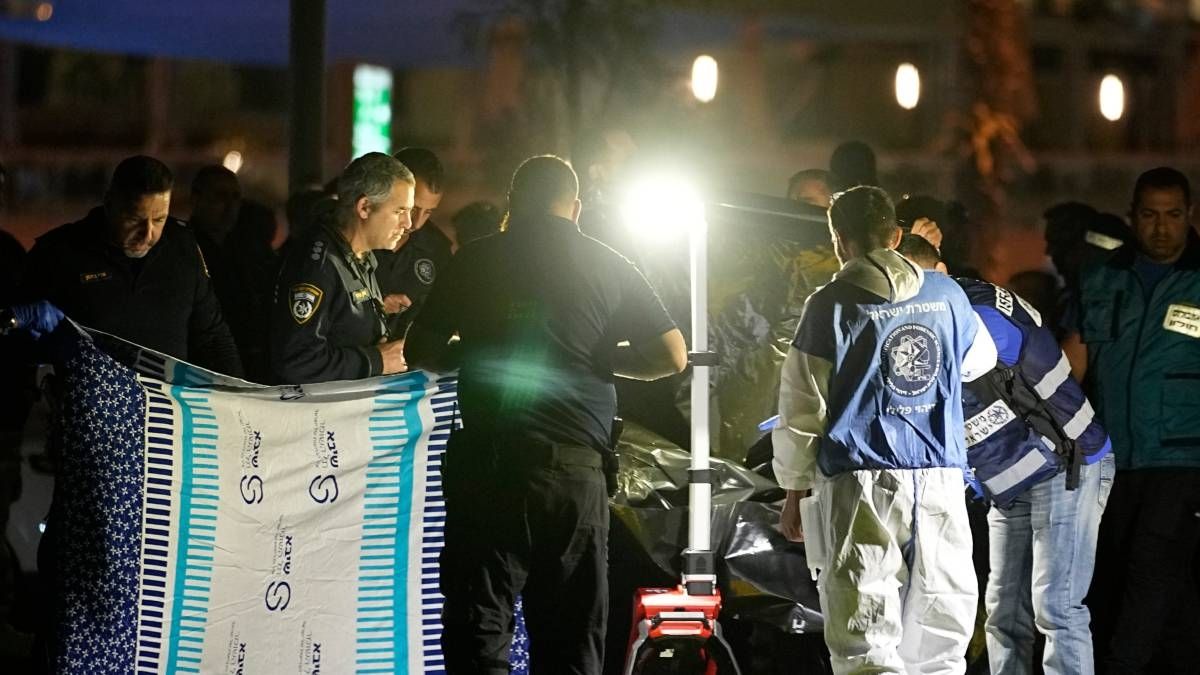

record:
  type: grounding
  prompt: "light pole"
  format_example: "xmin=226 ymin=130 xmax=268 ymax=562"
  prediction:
xmin=619 ymin=174 xmax=740 ymax=673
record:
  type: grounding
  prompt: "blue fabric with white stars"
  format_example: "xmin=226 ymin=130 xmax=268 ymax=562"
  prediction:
xmin=54 ymin=335 xmax=145 ymax=673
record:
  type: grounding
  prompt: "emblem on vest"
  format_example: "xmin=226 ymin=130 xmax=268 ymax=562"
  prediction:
xmin=883 ymin=323 xmax=942 ymax=396
xmin=964 ymin=400 xmax=1017 ymax=447
xmin=291 ymin=283 xmax=323 ymax=325
xmin=351 ymin=287 xmax=370 ymax=304
xmin=414 ymin=258 xmax=436 ymax=285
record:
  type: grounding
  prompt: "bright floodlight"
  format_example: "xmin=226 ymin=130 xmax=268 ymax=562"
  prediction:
xmin=223 ymin=150 xmax=244 ymax=174
xmin=1099 ymin=74 xmax=1125 ymax=122
xmin=691 ymin=55 xmax=719 ymax=103
xmin=895 ymin=63 xmax=920 ymax=110
xmin=622 ymin=174 xmax=705 ymax=243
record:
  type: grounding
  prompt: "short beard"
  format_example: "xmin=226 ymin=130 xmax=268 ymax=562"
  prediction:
xmin=123 ymin=248 xmax=151 ymax=259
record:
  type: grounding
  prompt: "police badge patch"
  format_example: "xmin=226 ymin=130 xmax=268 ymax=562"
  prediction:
xmin=882 ymin=323 xmax=942 ymax=396
xmin=291 ymin=284 xmax=324 ymax=325
xmin=414 ymin=258 xmax=436 ymax=285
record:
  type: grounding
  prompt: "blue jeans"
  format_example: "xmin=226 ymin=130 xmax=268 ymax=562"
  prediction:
xmin=984 ymin=454 xmax=1116 ymax=675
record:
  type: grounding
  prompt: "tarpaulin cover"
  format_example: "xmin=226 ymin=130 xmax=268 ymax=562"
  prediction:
xmin=609 ymin=423 xmax=823 ymax=637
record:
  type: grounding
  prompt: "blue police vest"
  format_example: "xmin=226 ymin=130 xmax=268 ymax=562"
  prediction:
xmin=956 ymin=278 xmax=1111 ymax=507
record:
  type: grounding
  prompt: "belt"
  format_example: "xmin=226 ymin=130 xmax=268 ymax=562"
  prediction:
xmin=503 ymin=440 xmax=603 ymax=469
xmin=452 ymin=430 xmax=603 ymax=470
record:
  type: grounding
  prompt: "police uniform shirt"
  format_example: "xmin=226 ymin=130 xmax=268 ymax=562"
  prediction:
xmin=412 ymin=214 xmax=677 ymax=452
xmin=374 ymin=221 xmax=453 ymax=337
xmin=20 ymin=206 xmax=243 ymax=377
xmin=270 ymin=224 xmax=388 ymax=384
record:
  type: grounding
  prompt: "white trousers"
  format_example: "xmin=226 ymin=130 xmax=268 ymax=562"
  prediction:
xmin=815 ymin=468 xmax=978 ymax=675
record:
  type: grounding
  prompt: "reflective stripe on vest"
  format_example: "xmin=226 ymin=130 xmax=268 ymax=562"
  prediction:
xmin=1034 ymin=353 xmax=1071 ymax=399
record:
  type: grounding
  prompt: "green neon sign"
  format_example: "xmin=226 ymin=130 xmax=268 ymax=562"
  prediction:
xmin=353 ymin=64 xmax=393 ymax=158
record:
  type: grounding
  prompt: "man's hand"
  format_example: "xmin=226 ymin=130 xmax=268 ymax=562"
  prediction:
xmin=910 ymin=217 xmax=943 ymax=251
xmin=780 ymin=488 xmax=811 ymax=543
xmin=383 ymin=293 xmax=413 ymax=315
xmin=378 ymin=339 xmax=407 ymax=374
xmin=11 ymin=301 xmax=65 ymax=339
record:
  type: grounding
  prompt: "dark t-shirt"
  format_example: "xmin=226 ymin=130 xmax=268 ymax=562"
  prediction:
xmin=413 ymin=215 xmax=676 ymax=451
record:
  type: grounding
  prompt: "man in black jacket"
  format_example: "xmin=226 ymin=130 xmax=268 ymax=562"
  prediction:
xmin=270 ymin=152 xmax=413 ymax=384
xmin=21 ymin=155 xmax=243 ymax=377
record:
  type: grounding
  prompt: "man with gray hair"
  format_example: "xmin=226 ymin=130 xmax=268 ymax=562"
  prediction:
xmin=270 ymin=152 xmax=414 ymax=383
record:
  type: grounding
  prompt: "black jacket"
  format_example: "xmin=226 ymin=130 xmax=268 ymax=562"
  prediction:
xmin=21 ymin=207 xmax=243 ymax=377
xmin=375 ymin=221 xmax=454 ymax=338
xmin=270 ymin=224 xmax=388 ymax=384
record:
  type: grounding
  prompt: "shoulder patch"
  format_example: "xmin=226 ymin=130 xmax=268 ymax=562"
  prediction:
xmin=414 ymin=258 xmax=436 ymax=285
xmin=290 ymin=283 xmax=324 ymax=324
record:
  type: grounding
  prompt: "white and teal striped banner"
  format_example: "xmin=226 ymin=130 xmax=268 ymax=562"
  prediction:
xmin=58 ymin=332 xmax=459 ymax=674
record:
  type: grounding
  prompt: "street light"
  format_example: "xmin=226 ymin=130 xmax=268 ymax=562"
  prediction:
xmin=1099 ymin=74 xmax=1125 ymax=122
xmin=222 ymin=151 xmax=244 ymax=174
xmin=691 ymin=55 xmax=719 ymax=103
xmin=895 ymin=63 xmax=920 ymax=110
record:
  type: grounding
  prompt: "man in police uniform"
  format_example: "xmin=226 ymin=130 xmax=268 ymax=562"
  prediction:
xmin=270 ymin=152 xmax=413 ymax=384
xmin=1063 ymin=167 xmax=1200 ymax=673
xmin=374 ymin=147 xmax=449 ymax=338
xmin=406 ymin=155 xmax=687 ymax=674
xmin=20 ymin=155 xmax=243 ymax=377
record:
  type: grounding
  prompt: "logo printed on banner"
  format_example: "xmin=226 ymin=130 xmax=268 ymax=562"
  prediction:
xmin=265 ymin=581 xmax=291 ymax=612
xmin=239 ymin=475 xmax=264 ymax=504
xmin=300 ymin=623 xmax=324 ymax=674
xmin=309 ymin=475 xmax=339 ymax=503
xmin=1164 ymin=302 xmax=1200 ymax=338
xmin=414 ymin=258 xmax=436 ymax=285
xmin=883 ymin=323 xmax=942 ymax=396
xmin=265 ymin=520 xmax=295 ymax=611
xmin=291 ymin=284 xmax=324 ymax=324
xmin=310 ymin=412 xmax=341 ymax=503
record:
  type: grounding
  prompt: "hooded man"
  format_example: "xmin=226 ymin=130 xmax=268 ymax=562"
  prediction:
xmin=774 ymin=186 xmax=996 ymax=674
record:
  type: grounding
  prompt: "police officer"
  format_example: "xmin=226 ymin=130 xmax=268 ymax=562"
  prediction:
xmin=374 ymin=147 xmax=448 ymax=338
xmin=20 ymin=155 xmax=243 ymax=377
xmin=270 ymin=152 xmax=413 ymax=384
xmin=406 ymin=155 xmax=687 ymax=673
